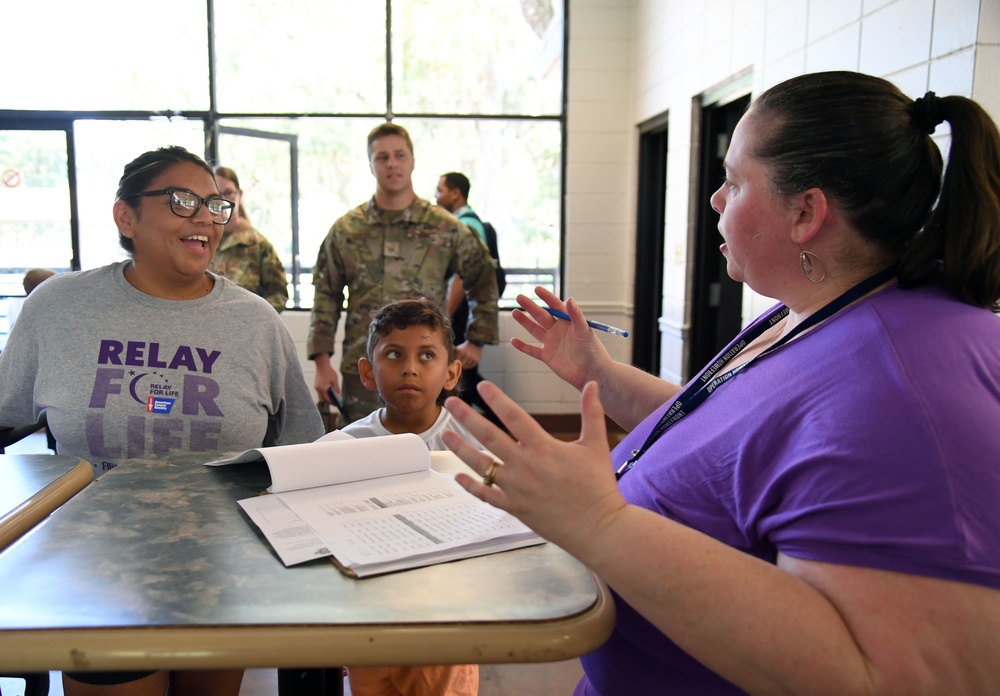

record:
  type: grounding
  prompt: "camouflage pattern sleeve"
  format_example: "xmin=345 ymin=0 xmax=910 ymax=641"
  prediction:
xmin=307 ymin=220 xmax=348 ymax=359
xmin=209 ymin=223 xmax=288 ymax=312
xmin=453 ymin=221 xmax=500 ymax=345
xmin=258 ymin=235 xmax=289 ymax=313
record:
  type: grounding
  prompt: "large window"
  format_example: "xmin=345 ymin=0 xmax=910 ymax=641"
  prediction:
xmin=0 ymin=0 xmax=565 ymax=314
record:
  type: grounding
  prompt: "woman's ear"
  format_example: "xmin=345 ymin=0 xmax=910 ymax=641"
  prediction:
xmin=113 ymin=199 xmax=137 ymax=240
xmin=443 ymin=359 xmax=462 ymax=392
xmin=789 ymin=187 xmax=829 ymax=246
xmin=358 ymin=357 xmax=379 ymax=391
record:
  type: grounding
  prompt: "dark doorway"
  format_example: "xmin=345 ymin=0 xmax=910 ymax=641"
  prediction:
xmin=687 ymin=95 xmax=750 ymax=378
xmin=631 ymin=114 xmax=668 ymax=375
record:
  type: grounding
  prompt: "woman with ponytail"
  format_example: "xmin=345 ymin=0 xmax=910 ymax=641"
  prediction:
xmin=441 ymin=71 xmax=1000 ymax=695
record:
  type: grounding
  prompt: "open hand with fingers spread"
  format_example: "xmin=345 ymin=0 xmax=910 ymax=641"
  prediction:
xmin=442 ymin=381 xmax=626 ymax=555
xmin=510 ymin=288 xmax=615 ymax=393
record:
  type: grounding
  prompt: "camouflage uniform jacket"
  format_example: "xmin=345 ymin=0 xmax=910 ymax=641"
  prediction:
xmin=307 ymin=196 xmax=499 ymax=375
xmin=209 ymin=221 xmax=289 ymax=313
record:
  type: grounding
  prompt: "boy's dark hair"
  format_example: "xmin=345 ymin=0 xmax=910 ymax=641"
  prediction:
xmin=366 ymin=299 xmax=459 ymax=404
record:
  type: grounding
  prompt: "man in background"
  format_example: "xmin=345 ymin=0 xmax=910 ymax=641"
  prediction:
xmin=435 ymin=172 xmax=505 ymax=427
xmin=211 ymin=166 xmax=289 ymax=313
xmin=308 ymin=125 xmax=499 ymax=424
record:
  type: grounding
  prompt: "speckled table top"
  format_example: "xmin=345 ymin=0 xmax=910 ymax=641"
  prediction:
xmin=0 ymin=451 xmax=614 ymax=671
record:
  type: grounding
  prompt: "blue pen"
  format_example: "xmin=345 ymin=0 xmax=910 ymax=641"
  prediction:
xmin=326 ymin=386 xmax=344 ymax=412
xmin=543 ymin=306 xmax=629 ymax=338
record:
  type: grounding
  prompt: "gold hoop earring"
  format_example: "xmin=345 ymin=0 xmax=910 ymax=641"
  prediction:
xmin=799 ymin=248 xmax=827 ymax=283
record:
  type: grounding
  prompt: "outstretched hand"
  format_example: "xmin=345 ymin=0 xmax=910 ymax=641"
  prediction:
xmin=511 ymin=287 xmax=614 ymax=392
xmin=442 ymin=380 xmax=627 ymax=556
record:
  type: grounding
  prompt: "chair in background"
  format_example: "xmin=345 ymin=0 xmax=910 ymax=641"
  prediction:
xmin=0 ymin=413 xmax=53 ymax=454
xmin=0 ymin=673 xmax=49 ymax=696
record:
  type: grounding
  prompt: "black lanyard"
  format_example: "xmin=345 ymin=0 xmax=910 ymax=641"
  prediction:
xmin=615 ymin=268 xmax=897 ymax=480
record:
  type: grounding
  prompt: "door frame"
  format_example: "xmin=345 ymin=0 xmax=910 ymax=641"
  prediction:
xmin=631 ymin=112 xmax=669 ymax=375
xmin=214 ymin=126 xmax=301 ymax=305
xmin=685 ymin=73 xmax=752 ymax=380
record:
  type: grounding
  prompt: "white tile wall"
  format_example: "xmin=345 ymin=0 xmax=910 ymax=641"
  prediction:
xmin=807 ymin=0 xmax=863 ymax=42
xmin=887 ymin=62 xmax=932 ymax=97
xmin=930 ymin=47 xmax=976 ymax=96
xmin=804 ymin=23 xmax=862 ymax=73
xmin=933 ymin=0 xmax=981 ymax=56
xmin=763 ymin=0 xmax=810 ymax=65
xmin=859 ymin=0 xmax=935 ymax=75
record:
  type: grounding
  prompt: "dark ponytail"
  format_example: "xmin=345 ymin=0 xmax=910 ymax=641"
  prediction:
xmin=897 ymin=96 xmax=1000 ymax=309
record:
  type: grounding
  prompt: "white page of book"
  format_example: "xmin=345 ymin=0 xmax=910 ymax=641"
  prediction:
xmin=273 ymin=469 xmax=537 ymax=570
xmin=268 ymin=434 xmax=429 ymax=493
xmin=206 ymin=432 xmax=430 ymax=493
xmin=204 ymin=429 xmax=354 ymax=466
xmin=238 ymin=494 xmax=331 ymax=566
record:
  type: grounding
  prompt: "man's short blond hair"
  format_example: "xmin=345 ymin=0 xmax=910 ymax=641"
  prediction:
xmin=367 ymin=122 xmax=414 ymax=159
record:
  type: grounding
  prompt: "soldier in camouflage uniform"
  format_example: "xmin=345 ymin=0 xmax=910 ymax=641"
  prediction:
xmin=308 ymin=123 xmax=499 ymax=424
xmin=210 ymin=166 xmax=289 ymax=313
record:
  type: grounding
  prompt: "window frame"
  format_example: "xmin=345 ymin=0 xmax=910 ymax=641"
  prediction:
xmin=0 ymin=0 xmax=568 ymax=310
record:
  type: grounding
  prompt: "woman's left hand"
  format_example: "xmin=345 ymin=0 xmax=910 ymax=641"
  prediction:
xmin=442 ymin=380 xmax=627 ymax=554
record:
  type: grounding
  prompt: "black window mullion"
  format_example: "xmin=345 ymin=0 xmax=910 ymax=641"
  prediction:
xmin=385 ymin=0 xmax=393 ymax=120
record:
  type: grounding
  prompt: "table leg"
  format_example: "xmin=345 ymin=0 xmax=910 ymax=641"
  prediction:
xmin=277 ymin=668 xmax=344 ymax=696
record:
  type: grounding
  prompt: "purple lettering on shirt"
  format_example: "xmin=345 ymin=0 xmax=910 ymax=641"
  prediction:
xmin=127 ymin=415 xmax=146 ymax=458
xmin=96 ymin=341 xmax=219 ymax=373
xmin=197 ymin=348 xmax=222 ymax=374
xmin=147 ymin=342 xmax=167 ymax=369
xmin=89 ymin=368 xmax=125 ymax=408
xmin=97 ymin=340 xmax=124 ymax=365
xmin=182 ymin=375 xmax=223 ymax=417
xmin=152 ymin=418 xmax=184 ymax=454
xmin=125 ymin=341 xmax=146 ymax=366
xmin=85 ymin=411 xmax=121 ymax=459
xmin=168 ymin=346 xmax=197 ymax=371
xmin=190 ymin=421 xmax=222 ymax=451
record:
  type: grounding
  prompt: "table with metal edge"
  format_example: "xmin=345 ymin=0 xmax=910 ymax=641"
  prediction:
xmin=0 ymin=451 xmax=614 ymax=679
xmin=0 ymin=454 xmax=94 ymax=552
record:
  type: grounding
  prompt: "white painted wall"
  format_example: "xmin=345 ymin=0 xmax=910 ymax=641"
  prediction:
xmin=284 ymin=0 xmax=999 ymax=415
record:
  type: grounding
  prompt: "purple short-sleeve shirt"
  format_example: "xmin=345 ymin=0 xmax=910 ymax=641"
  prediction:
xmin=577 ymin=282 xmax=1000 ymax=695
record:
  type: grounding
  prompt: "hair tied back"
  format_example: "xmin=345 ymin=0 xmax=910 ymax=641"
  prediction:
xmin=910 ymin=91 xmax=945 ymax=135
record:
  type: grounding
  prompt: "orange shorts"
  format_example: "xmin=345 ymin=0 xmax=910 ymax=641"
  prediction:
xmin=346 ymin=664 xmax=478 ymax=696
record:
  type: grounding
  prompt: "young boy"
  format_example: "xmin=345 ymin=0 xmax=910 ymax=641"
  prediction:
xmin=342 ymin=298 xmax=483 ymax=450
xmin=342 ymin=298 xmax=481 ymax=696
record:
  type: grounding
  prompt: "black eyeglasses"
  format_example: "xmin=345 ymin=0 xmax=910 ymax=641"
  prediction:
xmin=129 ymin=188 xmax=234 ymax=224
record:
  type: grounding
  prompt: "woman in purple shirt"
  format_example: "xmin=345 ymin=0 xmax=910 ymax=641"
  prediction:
xmin=443 ymin=71 xmax=1000 ymax=695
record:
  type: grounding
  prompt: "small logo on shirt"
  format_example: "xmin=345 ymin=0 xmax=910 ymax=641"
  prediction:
xmin=147 ymin=396 xmax=176 ymax=414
